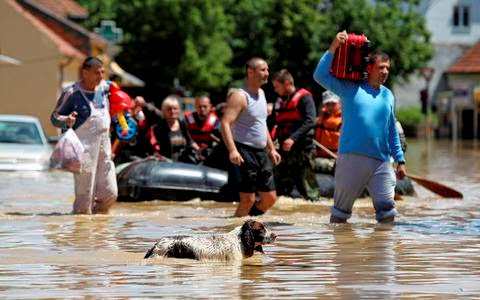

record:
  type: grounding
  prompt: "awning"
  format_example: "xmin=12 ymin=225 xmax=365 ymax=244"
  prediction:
xmin=109 ymin=61 xmax=145 ymax=87
xmin=0 ymin=54 xmax=22 ymax=65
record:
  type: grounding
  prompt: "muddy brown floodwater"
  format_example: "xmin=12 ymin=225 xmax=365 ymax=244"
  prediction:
xmin=0 ymin=138 xmax=478 ymax=298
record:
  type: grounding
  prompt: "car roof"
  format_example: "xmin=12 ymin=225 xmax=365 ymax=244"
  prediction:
xmin=0 ymin=114 xmax=42 ymax=123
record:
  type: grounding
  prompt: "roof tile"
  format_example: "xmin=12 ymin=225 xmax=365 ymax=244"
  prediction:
xmin=448 ymin=41 xmax=480 ymax=73
xmin=29 ymin=0 xmax=88 ymax=19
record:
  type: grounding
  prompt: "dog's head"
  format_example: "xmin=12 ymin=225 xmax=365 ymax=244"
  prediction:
xmin=240 ymin=219 xmax=276 ymax=257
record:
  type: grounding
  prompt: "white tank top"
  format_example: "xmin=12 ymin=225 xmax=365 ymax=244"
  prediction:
xmin=232 ymin=88 xmax=268 ymax=149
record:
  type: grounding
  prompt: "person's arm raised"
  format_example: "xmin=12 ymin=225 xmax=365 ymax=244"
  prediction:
xmin=329 ymin=30 xmax=348 ymax=54
xmin=313 ymin=30 xmax=351 ymax=100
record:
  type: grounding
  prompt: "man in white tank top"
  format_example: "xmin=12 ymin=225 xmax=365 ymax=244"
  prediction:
xmin=221 ymin=57 xmax=281 ymax=217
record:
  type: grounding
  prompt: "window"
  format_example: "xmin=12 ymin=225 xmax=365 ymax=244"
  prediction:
xmin=453 ymin=5 xmax=470 ymax=27
xmin=0 ymin=121 xmax=42 ymax=145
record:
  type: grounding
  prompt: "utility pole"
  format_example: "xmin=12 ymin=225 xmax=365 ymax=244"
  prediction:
xmin=420 ymin=67 xmax=435 ymax=136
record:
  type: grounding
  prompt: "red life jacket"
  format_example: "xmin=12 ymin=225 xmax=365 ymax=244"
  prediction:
xmin=315 ymin=108 xmax=342 ymax=158
xmin=274 ymin=88 xmax=312 ymax=139
xmin=147 ymin=126 xmax=160 ymax=152
xmin=184 ymin=111 xmax=218 ymax=146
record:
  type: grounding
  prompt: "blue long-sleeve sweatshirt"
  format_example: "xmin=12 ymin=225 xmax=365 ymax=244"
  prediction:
xmin=313 ymin=51 xmax=405 ymax=163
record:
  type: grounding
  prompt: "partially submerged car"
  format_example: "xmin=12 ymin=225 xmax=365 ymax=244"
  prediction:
xmin=0 ymin=114 xmax=53 ymax=171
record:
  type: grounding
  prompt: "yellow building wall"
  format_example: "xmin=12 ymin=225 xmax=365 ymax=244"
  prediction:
xmin=0 ymin=0 xmax=67 ymax=137
xmin=61 ymin=58 xmax=82 ymax=89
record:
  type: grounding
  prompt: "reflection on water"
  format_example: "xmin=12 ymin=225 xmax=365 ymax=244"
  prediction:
xmin=0 ymin=138 xmax=479 ymax=298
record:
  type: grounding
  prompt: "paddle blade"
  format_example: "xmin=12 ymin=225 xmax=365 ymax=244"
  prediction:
xmin=407 ymin=174 xmax=463 ymax=199
xmin=394 ymin=193 xmax=403 ymax=201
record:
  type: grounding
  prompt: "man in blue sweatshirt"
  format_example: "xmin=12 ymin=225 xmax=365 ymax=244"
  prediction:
xmin=313 ymin=31 xmax=407 ymax=223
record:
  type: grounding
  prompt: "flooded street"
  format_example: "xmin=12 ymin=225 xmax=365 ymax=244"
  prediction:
xmin=0 ymin=138 xmax=479 ymax=299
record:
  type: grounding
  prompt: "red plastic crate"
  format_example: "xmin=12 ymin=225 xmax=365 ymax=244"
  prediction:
xmin=330 ymin=34 xmax=370 ymax=81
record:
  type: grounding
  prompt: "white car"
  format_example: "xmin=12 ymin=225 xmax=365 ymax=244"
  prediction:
xmin=0 ymin=114 xmax=53 ymax=171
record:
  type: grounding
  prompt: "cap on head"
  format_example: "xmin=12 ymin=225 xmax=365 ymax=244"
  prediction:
xmin=322 ymin=90 xmax=340 ymax=104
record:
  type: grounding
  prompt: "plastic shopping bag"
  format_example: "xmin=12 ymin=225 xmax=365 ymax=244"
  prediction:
xmin=49 ymin=129 xmax=85 ymax=173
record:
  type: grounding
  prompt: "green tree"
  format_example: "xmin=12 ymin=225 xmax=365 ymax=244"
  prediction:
xmin=311 ymin=0 xmax=434 ymax=87
xmin=223 ymin=0 xmax=275 ymax=83
xmin=79 ymin=0 xmax=233 ymax=101
xmin=223 ymin=0 xmax=432 ymax=98
xmin=176 ymin=1 xmax=233 ymax=94
xmin=225 ymin=0 xmax=327 ymax=87
xmin=222 ymin=0 xmax=329 ymax=105
xmin=78 ymin=0 xmax=433 ymax=100
xmin=77 ymin=0 xmax=117 ymax=28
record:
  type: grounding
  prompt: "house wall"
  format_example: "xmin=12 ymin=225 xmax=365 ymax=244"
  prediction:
xmin=394 ymin=45 xmax=466 ymax=107
xmin=394 ymin=0 xmax=480 ymax=109
xmin=0 ymin=0 xmax=76 ymax=137
xmin=448 ymin=74 xmax=480 ymax=87
xmin=447 ymin=73 xmax=480 ymax=104
xmin=61 ymin=59 xmax=82 ymax=89
xmin=423 ymin=0 xmax=480 ymax=45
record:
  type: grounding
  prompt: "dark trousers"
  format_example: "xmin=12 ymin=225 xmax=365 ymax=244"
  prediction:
xmin=275 ymin=148 xmax=320 ymax=200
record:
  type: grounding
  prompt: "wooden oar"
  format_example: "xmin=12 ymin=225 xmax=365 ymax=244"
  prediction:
xmin=313 ymin=140 xmax=337 ymax=159
xmin=312 ymin=140 xmax=463 ymax=199
xmin=406 ymin=173 xmax=463 ymax=199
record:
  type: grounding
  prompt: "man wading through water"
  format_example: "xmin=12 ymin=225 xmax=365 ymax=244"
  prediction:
xmin=313 ymin=31 xmax=406 ymax=223
xmin=221 ymin=57 xmax=282 ymax=217
xmin=51 ymin=57 xmax=117 ymax=214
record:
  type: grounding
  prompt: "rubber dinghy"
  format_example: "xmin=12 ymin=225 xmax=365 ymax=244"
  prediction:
xmin=116 ymin=157 xmax=415 ymax=202
xmin=116 ymin=158 xmax=237 ymax=202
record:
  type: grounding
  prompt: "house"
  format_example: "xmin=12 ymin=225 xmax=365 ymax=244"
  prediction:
xmin=0 ymin=0 xmax=143 ymax=137
xmin=442 ymin=41 xmax=480 ymax=139
xmin=393 ymin=0 xmax=480 ymax=138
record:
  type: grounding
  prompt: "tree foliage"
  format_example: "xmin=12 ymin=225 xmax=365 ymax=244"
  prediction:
xmin=315 ymin=0 xmax=434 ymax=86
xmin=79 ymin=0 xmax=233 ymax=101
xmin=225 ymin=0 xmax=328 ymax=87
xmin=78 ymin=0 xmax=433 ymax=103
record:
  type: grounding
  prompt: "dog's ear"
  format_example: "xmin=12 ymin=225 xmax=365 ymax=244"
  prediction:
xmin=144 ymin=244 xmax=157 ymax=259
xmin=240 ymin=220 xmax=256 ymax=257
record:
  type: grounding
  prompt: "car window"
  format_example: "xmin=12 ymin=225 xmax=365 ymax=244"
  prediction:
xmin=0 ymin=121 xmax=43 ymax=145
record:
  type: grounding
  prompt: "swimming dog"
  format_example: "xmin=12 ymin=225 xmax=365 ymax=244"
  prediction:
xmin=144 ymin=220 xmax=276 ymax=261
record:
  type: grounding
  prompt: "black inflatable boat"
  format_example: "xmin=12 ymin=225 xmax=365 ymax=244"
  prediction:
xmin=116 ymin=157 xmax=414 ymax=202
xmin=116 ymin=158 xmax=236 ymax=202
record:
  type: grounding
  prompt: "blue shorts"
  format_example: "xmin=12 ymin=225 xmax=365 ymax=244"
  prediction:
xmin=234 ymin=142 xmax=275 ymax=193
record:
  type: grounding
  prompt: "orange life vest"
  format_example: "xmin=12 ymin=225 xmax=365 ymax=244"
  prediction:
xmin=274 ymin=88 xmax=312 ymax=139
xmin=315 ymin=108 xmax=342 ymax=158
xmin=184 ymin=111 xmax=218 ymax=146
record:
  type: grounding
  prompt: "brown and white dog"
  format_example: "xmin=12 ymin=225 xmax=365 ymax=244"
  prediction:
xmin=144 ymin=220 xmax=276 ymax=261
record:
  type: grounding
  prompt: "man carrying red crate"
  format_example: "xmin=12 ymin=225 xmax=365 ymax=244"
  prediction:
xmin=313 ymin=31 xmax=407 ymax=224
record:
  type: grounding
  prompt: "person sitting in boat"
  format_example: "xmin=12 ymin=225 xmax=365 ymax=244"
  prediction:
xmin=203 ymin=98 xmax=232 ymax=170
xmin=184 ymin=95 xmax=221 ymax=160
xmin=148 ymin=95 xmax=200 ymax=163
xmin=314 ymin=90 xmax=342 ymax=174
